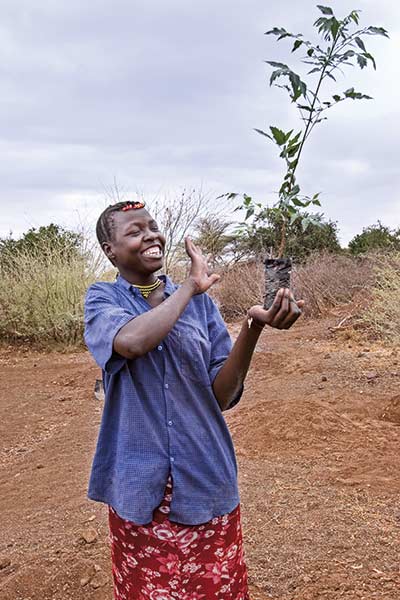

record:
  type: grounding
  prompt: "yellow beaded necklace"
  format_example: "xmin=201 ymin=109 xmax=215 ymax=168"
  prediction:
xmin=131 ymin=278 xmax=162 ymax=298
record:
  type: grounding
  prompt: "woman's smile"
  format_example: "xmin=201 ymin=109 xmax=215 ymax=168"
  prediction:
xmin=141 ymin=244 xmax=164 ymax=259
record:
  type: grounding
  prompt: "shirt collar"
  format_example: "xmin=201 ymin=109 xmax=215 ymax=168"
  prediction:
xmin=115 ymin=273 xmax=176 ymax=298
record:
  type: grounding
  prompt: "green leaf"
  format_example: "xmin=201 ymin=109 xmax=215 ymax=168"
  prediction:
xmin=332 ymin=94 xmax=341 ymax=102
xmin=357 ymin=54 xmax=368 ymax=69
xmin=344 ymin=88 xmax=373 ymax=100
xmin=367 ymin=26 xmax=389 ymax=38
xmin=301 ymin=217 xmax=311 ymax=232
xmin=254 ymin=128 xmax=273 ymax=140
xmin=245 ymin=208 xmax=254 ymax=220
xmin=312 ymin=198 xmax=322 ymax=206
xmin=270 ymin=126 xmax=287 ymax=146
xmin=265 ymin=27 xmax=288 ymax=37
xmin=287 ymin=144 xmax=301 ymax=158
xmin=331 ymin=18 xmax=340 ymax=39
xmin=307 ymin=48 xmax=315 ymax=57
xmin=284 ymin=129 xmax=294 ymax=143
xmin=287 ymin=131 xmax=302 ymax=146
xmin=217 ymin=192 xmax=238 ymax=201
xmin=270 ymin=69 xmax=285 ymax=86
xmin=279 ymin=181 xmax=290 ymax=194
xmin=364 ymin=52 xmax=377 ymax=70
xmin=292 ymin=39 xmax=303 ymax=52
xmin=354 ymin=37 xmax=366 ymax=52
xmin=266 ymin=61 xmax=289 ymax=70
xmin=317 ymin=5 xmax=333 ymax=15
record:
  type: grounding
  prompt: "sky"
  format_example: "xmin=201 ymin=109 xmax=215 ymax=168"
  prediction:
xmin=0 ymin=0 xmax=399 ymax=246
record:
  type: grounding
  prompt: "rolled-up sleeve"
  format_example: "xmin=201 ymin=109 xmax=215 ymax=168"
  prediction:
xmin=205 ymin=295 xmax=243 ymax=410
xmin=84 ymin=283 xmax=136 ymax=374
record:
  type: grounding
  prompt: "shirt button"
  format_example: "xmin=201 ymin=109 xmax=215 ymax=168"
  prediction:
xmin=158 ymin=345 xmax=163 ymax=351
xmin=168 ymin=420 xmax=173 ymax=426
xmin=170 ymin=456 xmax=175 ymax=462
xmin=164 ymin=383 xmax=169 ymax=389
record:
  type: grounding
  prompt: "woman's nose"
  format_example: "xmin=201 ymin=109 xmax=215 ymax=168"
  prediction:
xmin=143 ymin=228 xmax=158 ymax=240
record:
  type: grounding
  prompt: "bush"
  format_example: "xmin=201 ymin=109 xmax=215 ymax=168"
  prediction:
xmin=293 ymin=252 xmax=374 ymax=318
xmin=0 ymin=232 xmax=102 ymax=348
xmin=211 ymin=262 xmax=264 ymax=321
xmin=212 ymin=252 xmax=375 ymax=321
xmin=361 ymin=253 xmax=400 ymax=344
xmin=348 ymin=222 xmax=400 ymax=255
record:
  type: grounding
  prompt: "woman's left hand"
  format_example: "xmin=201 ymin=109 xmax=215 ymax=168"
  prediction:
xmin=248 ymin=288 xmax=304 ymax=330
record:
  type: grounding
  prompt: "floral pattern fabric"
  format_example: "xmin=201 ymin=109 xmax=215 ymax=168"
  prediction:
xmin=109 ymin=476 xmax=249 ymax=600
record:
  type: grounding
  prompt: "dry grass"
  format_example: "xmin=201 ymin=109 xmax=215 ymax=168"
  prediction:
xmin=293 ymin=251 xmax=374 ymax=318
xmin=212 ymin=253 xmax=375 ymax=321
xmin=211 ymin=262 xmax=264 ymax=320
xmin=361 ymin=252 xmax=400 ymax=344
xmin=0 ymin=242 xmax=102 ymax=348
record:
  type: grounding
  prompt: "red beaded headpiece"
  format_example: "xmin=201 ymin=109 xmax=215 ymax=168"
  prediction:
xmin=121 ymin=201 xmax=146 ymax=212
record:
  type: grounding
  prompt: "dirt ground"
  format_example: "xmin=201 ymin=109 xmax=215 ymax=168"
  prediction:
xmin=0 ymin=316 xmax=399 ymax=600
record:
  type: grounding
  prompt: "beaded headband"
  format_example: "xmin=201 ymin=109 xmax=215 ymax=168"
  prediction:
xmin=121 ymin=201 xmax=146 ymax=212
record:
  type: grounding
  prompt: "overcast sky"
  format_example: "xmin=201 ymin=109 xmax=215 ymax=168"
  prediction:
xmin=0 ymin=0 xmax=398 ymax=245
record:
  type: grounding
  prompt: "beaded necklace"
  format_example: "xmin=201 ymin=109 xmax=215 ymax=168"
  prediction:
xmin=131 ymin=278 xmax=162 ymax=298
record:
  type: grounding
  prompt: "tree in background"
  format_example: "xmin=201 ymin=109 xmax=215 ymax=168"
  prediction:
xmin=193 ymin=215 xmax=235 ymax=268
xmin=0 ymin=224 xmax=84 ymax=270
xmin=234 ymin=210 xmax=340 ymax=263
xmin=348 ymin=222 xmax=400 ymax=255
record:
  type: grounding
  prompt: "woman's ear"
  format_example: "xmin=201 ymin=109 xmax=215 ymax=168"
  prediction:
xmin=102 ymin=242 xmax=116 ymax=263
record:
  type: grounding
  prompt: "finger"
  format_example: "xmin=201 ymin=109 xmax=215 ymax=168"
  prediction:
xmin=270 ymin=288 xmax=290 ymax=328
xmin=187 ymin=237 xmax=202 ymax=255
xmin=184 ymin=236 xmax=195 ymax=258
xmin=280 ymin=303 xmax=302 ymax=329
xmin=264 ymin=288 xmax=285 ymax=320
xmin=288 ymin=291 xmax=304 ymax=310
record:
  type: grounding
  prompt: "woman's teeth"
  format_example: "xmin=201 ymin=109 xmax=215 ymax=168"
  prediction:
xmin=143 ymin=247 xmax=162 ymax=258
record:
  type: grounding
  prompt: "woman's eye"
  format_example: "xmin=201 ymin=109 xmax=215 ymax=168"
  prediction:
xmin=130 ymin=230 xmax=140 ymax=236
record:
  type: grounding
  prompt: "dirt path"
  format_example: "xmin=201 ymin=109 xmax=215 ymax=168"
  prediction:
xmin=0 ymin=319 xmax=399 ymax=599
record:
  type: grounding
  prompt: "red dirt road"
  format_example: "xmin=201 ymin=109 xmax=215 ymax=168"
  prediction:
xmin=1 ymin=319 xmax=399 ymax=599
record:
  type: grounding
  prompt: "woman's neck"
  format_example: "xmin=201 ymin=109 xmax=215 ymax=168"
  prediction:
xmin=118 ymin=269 xmax=159 ymax=287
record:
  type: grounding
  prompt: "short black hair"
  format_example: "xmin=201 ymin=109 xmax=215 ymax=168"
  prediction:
xmin=96 ymin=201 xmax=146 ymax=247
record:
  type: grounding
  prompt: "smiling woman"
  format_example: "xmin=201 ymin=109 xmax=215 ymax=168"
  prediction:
xmin=84 ymin=199 xmax=303 ymax=599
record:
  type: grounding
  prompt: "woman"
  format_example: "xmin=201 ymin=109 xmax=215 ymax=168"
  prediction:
xmin=84 ymin=200 xmax=303 ymax=599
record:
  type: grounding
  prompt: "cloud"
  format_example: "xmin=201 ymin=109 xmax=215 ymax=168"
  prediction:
xmin=0 ymin=0 xmax=398 ymax=245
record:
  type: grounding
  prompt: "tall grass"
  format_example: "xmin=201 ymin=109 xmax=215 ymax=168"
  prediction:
xmin=361 ymin=252 xmax=400 ymax=344
xmin=0 ymin=240 xmax=103 ymax=347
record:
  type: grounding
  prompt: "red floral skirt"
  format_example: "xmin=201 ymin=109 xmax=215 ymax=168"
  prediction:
xmin=108 ymin=476 xmax=249 ymax=600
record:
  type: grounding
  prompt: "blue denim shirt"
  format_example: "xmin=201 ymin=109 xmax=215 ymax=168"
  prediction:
xmin=84 ymin=274 xmax=242 ymax=525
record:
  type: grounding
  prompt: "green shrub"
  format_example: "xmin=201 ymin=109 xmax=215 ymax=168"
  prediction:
xmin=0 ymin=231 xmax=102 ymax=348
xmin=348 ymin=222 xmax=400 ymax=255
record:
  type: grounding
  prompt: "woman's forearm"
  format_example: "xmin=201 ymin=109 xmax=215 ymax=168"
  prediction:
xmin=114 ymin=279 xmax=197 ymax=358
xmin=212 ymin=318 xmax=264 ymax=411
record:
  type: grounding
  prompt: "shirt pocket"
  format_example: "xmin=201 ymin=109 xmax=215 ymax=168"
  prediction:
xmin=180 ymin=328 xmax=212 ymax=385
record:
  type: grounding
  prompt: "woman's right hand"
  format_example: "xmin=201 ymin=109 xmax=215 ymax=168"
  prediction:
xmin=184 ymin=237 xmax=220 ymax=294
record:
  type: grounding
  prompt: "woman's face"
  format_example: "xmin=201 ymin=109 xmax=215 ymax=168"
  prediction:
xmin=103 ymin=208 xmax=166 ymax=275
